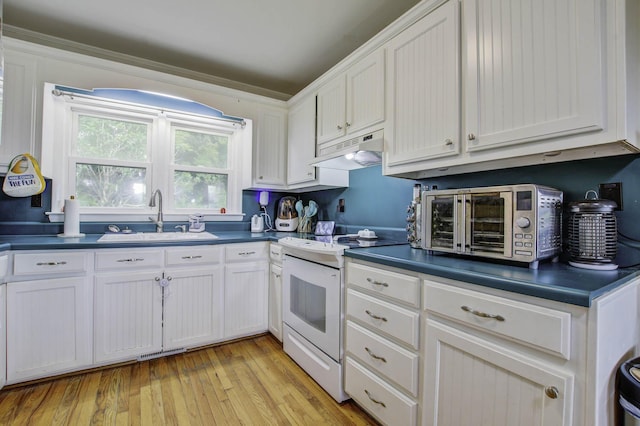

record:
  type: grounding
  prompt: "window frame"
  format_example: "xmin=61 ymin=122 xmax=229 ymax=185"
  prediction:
xmin=41 ymin=83 xmax=250 ymax=222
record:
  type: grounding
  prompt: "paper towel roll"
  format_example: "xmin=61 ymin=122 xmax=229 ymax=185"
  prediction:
xmin=59 ymin=196 xmax=84 ymax=237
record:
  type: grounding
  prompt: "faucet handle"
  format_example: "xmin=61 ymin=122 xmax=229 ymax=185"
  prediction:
xmin=175 ymin=225 xmax=187 ymax=233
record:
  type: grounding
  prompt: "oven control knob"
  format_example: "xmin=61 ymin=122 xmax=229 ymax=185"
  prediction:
xmin=516 ymin=217 xmax=531 ymax=229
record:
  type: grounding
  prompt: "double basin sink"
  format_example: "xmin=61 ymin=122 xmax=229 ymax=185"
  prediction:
xmin=97 ymin=231 xmax=219 ymax=242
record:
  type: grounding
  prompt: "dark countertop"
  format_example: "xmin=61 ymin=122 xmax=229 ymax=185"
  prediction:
xmin=344 ymin=245 xmax=640 ymax=307
xmin=1 ymin=232 xmax=637 ymax=307
xmin=0 ymin=231 xmax=289 ymax=251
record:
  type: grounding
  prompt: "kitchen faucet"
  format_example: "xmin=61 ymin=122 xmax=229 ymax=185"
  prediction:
xmin=148 ymin=189 xmax=163 ymax=232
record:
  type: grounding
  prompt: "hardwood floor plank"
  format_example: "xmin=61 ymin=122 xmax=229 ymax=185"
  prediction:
xmin=0 ymin=335 xmax=378 ymax=426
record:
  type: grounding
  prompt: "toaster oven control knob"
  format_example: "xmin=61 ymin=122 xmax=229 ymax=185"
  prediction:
xmin=516 ymin=217 xmax=531 ymax=229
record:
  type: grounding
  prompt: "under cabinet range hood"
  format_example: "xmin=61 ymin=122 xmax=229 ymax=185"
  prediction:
xmin=311 ymin=130 xmax=383 ymax=170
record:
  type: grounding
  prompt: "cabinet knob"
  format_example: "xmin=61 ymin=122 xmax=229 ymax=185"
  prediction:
xmin=345 ymin=122 xmax=351 ymax=127
xmin=467 ymin=133 xmax=476 ymax=141
xmin=337 ymin=125 xmax=343 ymax=130
xmin=445 ymin=139 xmax=454 ymax=146
xmin=545 ymin=386 xmax=559 ymax=399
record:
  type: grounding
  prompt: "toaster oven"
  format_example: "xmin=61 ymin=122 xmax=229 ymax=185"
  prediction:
xmin=421 ymin=184 xmax=563 ymax=269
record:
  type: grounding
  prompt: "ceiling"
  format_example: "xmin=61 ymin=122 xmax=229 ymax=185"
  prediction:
xmin=4 ymin=0 xmax=422 ymax=99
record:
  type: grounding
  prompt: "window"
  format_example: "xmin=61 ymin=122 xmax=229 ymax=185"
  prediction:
xmin=41 ymin=84 xmax=251 ymax=222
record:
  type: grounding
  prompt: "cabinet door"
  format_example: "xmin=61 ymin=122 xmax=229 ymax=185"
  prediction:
xmin=463 ymin=0 xmax=603 ymax=152
xmin=346 ymin=49 xmax=385 ymax=135
xmin=163 ymin=267 xmax=223 ymax=350
xmin=224 ymin=261 xmax=269 ymax=338
xmin=268 ymin=263 xmax=283 ymax=341
xmin=316 ymin=76 xmax=346 ymax=144
xmin=423 ymin=319 xmax=573 ymax=426
xmin=287 ymin=96 xmax=317 ymax=185
xmin=1 ymin=50 xmax=37 ymax=170
xmin=385 ymin=1 xmax=460 ymax=167
xmin=254 ymin=107 xmax=287 ymax=186
xmin=94 ymin=271 xmax=163 ymax=363
xmin=7 ymin=277 xmax=92 ymax=382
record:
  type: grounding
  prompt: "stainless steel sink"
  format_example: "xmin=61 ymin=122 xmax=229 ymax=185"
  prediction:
xmin=97 ymin=231 xmax=219 ymax=242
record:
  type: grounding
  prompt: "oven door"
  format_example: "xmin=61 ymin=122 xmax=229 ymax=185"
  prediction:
xmin=423 ymin=193 xmax=460 ymax=253
xmin=462 ymin=191 xmax=513 ymax=258
xmin=282 ymin=255 xmax=342 ymax=362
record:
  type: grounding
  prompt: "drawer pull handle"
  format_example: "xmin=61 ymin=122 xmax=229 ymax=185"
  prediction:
xmin=364 ymin=389 xmax=386 ymax=408
xmin=36 ymin=261 xmax=68 ymax=266
xmin=365 ymin=347 xmax=387 ymax=363
xmin=181 ymin=255 xmax=203 ymax=260
xmin=117 ymin=258 xmax=145 ymax=263
xmin=545 ymin=386 xmax=559 ymax=399
xmin=461 ymin=305 xmax=505 ymax=322
xmin=238 ymin=251 xmax=256 ymax=256
xmin=365 ymin=310 xmax=387 ymax=322
xmin=366 ymin=278 xmax=389 ymax=288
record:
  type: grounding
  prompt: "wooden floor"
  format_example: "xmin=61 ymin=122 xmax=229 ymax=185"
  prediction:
xmin=0 ymin=334 xmax=378 ymax=425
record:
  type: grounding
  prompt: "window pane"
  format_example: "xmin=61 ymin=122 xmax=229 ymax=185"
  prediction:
xmin=174 ymin=129 xmax=228 ymax=168
xmin=174 ymin=171 xmax=227 ymax=209
xmin=77 ymin=115 xmax=148 ymax=161
xmin=76 ymin=164 xmax=146 ymax=207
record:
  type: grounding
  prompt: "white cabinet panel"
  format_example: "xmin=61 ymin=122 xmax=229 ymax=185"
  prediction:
xmin=254 ymin=106 xmax=287 ymax=186
xmin=287 ymin=96 xmax=316 ymax=185
xmin=317 ymin=48 xmax=385 ymax=145
xmin=163 ymin=267 xmax=223 ymax=350
xmin=268 ymin=263 xmax=283 ymax=341
xmin=463 ymin=0 xmax=603 ymax=152
xmin=385 ymin=1 xmax=460 ymax=167
xmin=423 ymin=319 xmax=573 ymax=426
xmin=7 ymin=277 xmax=93 ymax=382
xmin=94 ymin=271 xmax=163 ymax=363
xmin=346 ymin=49 xmax=385 ymax=135
xmin=224 ymin=261 xmax=268 ymax=338
xmin=0 ymin=51 xmax=37 ymax=171
xmin=317 ymin=76 xmax=347 ymax=144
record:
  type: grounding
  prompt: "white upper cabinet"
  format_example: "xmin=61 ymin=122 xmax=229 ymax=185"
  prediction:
xmin=254 ymin=106 xmax=288 ymax=187
xmin=384 ymin=0 xmax=460 ymax=169
xmin=381 ymin=0 xmax=639 ymax=178
xmin=0 ymin=51 xmax=37 ymax=172
xmin=316 ymin=49 xmax=385 ymax=145
xmin=287 ymin=95 xmax=316 ymax=185
xmin=463 ymin=0 xmax=603 ymax=152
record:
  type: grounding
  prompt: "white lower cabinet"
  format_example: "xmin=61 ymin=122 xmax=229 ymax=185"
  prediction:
xmin=345 ymin=260 xmax=421 ymax=425
xmin=162 ymin=267 xmax=223 ymax=351
xmin=224 ymin=243 xmax=269 ymax=339
xmin=94 ymin=246 xmax=223 ymax=363
xmin=268 ymin=243 xmax=283 ymax=341
xmin=423 ymin=319 xmax=572 ymax=426
xmin=7 ymin=276 xmax=93 ymax=382
xmin=94 ymin=271 xmax=162 ymax=363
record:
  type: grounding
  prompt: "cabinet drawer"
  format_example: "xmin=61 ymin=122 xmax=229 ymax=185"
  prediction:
xmin=347 ymin=262 xmax=420 ymax=307
xmin=269 ymin=243 xmax=283 ymax=264
xmin=95 ymin=249 xmax=164 ymax=271
xmin=13 ymin=251 xmax=88 ymax=275
xmin=424 ymin=279 xmax=571 ymax=359
xmin=346 ymin=320 xmax=419 ymax=396
xmin=345 ymin=357 xmax=417 ymax=426
xmin=225 ymin=243 xmax=268 ymax=262
xmin=347 ymin=288 xmax=419 ymax=349
xmin=0 ymin=254 xmax=8 ymax=280
xmin=165 ymin=246 xmax=221 ymax=267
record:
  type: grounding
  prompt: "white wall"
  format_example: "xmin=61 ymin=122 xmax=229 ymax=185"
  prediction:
xmin=0 ymin=37 xmax=286 ymax=174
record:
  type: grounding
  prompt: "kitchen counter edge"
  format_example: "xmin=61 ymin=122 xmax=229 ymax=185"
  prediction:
xmin=344 ymin=245 xmax=640 ymax=307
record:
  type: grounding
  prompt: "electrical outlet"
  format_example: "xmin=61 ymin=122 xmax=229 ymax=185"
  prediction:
xmin=598 ymin=182 xmax=622 ymax=210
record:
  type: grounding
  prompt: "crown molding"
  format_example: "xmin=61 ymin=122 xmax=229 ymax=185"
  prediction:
xmin=3 ymin=24 xmax=292 ymax=102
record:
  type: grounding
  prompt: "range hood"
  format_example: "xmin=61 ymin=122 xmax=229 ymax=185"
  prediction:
xmin=311 ymin=130 xmax=383 ymax=170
